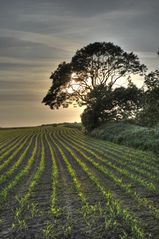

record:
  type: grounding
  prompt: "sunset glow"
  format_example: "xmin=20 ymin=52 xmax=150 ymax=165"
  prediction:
xmin=0 ymin=0 xmax=159 ymax=127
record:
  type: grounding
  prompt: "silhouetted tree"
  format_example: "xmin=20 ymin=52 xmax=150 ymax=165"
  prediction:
xmin=81 ymin=81 xmax=142 ymax=131
xmin=113 ymin=81 xmax=143 ymax=120
xmin=42 ymin=62 xmax=72 ymax=109
xmin=81 ymin=85 xmax=115 ymax=131
xmin=42 ymin=42 xmax=146 ymax=130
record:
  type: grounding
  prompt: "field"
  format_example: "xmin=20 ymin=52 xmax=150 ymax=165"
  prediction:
xmin=0 ymin=126 xmax=159 ymax=239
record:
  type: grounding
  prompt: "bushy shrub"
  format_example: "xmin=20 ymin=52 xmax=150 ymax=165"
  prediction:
xmin=91 ymin=122 xmax=159 ymax=154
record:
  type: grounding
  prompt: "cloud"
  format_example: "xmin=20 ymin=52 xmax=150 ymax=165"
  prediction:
xmin=0 ymin=0 xmax=159 ymax=126
xmin=0 ymin=36 xmax=71 ymax=60
xmin=0 ymin=63 xmax=44 ymax=71
xmin=1 ymin=0 xmax=159 ymax=53
xmin=0 ymin=90 xmax=41 ymax=102
xmin=1 ymin=0 xmax=158 ymax=20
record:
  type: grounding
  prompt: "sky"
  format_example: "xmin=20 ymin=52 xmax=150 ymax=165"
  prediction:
xmin=0 ymin=0 xmax=159 ymax=127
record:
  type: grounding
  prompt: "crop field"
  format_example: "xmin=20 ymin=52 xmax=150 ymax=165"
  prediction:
xmin=0 ymin=126 xmax=159 ymax=239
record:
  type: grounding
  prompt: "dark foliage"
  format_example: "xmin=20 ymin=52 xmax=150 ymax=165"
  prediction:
xmin=81 ymin=82 xmax=142 ymax=131
xmin=42 ymin=42 xmax=147 ymax=131
xmin=138 ymin=70 xmax=159 ymax=126
xmin=42 ymin=62 xmax=72 ymax=109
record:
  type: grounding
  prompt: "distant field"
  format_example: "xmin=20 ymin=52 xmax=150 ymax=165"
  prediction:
xmin=0 ymin=126 xmax=159 ymax=239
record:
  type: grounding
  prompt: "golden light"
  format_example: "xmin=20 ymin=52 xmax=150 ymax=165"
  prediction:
xmin=66 ymin=73 xmax=81 ymax=93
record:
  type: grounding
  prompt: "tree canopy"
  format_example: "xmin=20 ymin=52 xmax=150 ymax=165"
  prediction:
xmin=42 ymin=42 xmax=146 ymax=109
xmin=42 ymin=42 xmax=149 ymax=131
xmin=81 ymin=81 xmax=142 ymax=131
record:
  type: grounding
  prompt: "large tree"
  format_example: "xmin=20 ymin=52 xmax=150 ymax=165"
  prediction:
xmin=42 ymin=42 xmax=146 ymax=130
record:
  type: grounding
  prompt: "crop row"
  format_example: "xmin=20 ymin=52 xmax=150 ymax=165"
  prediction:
xmin=50 ymin=128 xmax=145 ymax=239
xmin=64 ymin=128 xmax=159 ymax=184
xmin=1 ymin=126 xmax=158 ymax=238
xmin=60 ymin=128 xmax=159 ymax=191
xmin=55 ymin=128 xmax=159 ymax=220
xmin=0 ymin=132 xmax=41 ymax=202
xmin=12 ymin=134 xmax=45 ymax=229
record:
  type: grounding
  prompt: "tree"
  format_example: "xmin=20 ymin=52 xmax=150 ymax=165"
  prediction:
xmin=81 ymin=85 xmax=115 ymax=131
xmin=81 ymin=81 xmax=142 ymax=131
xmin=42 ymin=62 xmax=72 ymax=109
xmin=138 ymin=70 xmax=159 ymax=126
xmin=113 ymin=80 xmax=143 ymax=120
xmin=42 ymin=42 xmax=146 ymax=130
